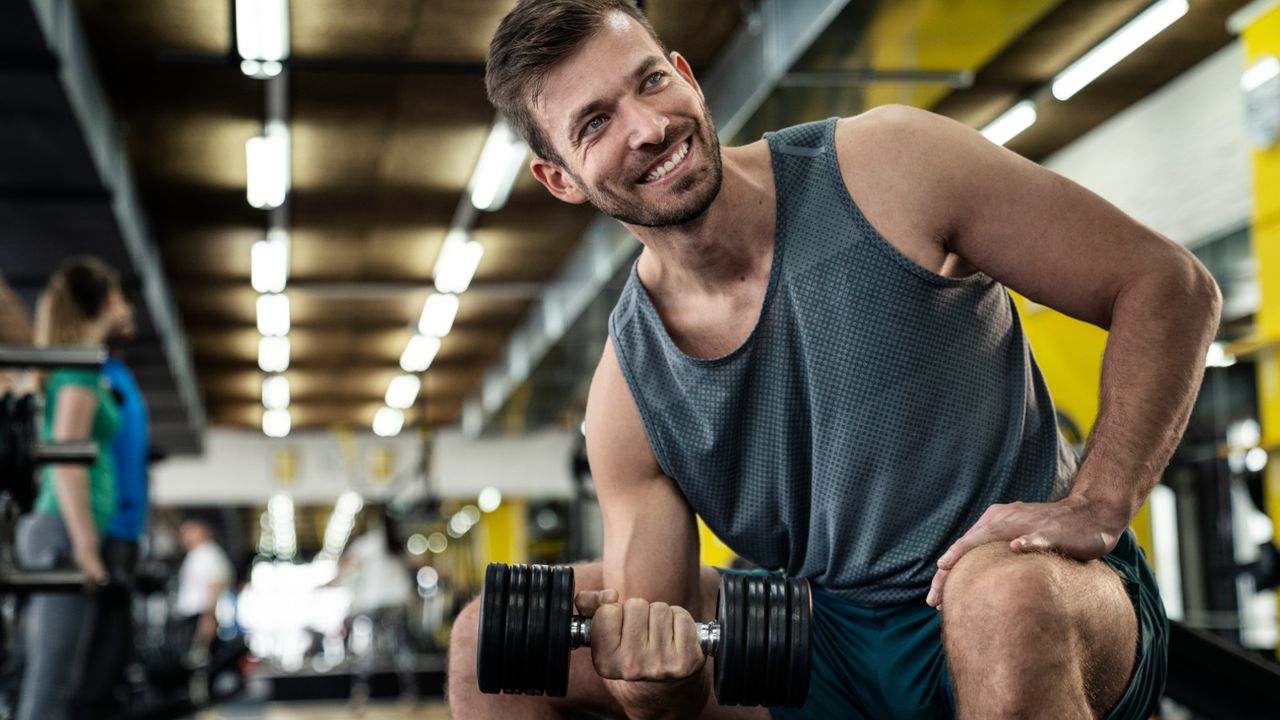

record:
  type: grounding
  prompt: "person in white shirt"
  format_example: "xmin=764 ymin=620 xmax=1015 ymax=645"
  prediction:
xmin=176 ymin=519 xmax=233 ymax=645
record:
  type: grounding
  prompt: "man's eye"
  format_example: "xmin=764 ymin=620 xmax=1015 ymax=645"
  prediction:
xmin=645 ymin=71 xmax=665 ymax=87
xmin=583 ymin=116 xmax=607 ymax=136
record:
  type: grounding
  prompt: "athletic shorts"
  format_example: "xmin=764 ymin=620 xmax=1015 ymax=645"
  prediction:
xmin=717 ymin=529 xmax=1167 ymax=720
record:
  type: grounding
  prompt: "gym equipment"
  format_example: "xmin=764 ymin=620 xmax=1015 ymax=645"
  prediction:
xmin=476 ymin=562 xmax=811 ymax=708
xmin=0 ymin=391 xmax=98 ymax=511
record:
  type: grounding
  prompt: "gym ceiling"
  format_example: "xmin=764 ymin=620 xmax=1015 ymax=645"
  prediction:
xmin=0 ymin=0 xmax=1250 ymax=456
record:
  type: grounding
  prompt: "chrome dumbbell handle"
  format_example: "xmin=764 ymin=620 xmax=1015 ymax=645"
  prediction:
xmin=568 ymin=616 xmax=722 ymax=657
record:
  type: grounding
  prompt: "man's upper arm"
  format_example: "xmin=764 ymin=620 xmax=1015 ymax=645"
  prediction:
xmin=839 ymin=105 xmax=1211 ymax=329
xmin=586 ymin=339 xmax=704 ymax=614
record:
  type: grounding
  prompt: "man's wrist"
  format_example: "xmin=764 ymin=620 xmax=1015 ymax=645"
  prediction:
xmin=1065 ymin=482 xmax=1142 ymax=533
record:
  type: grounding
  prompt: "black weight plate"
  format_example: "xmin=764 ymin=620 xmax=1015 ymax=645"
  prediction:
xmin=502 ymin=564 xmax=529 ymax=694
xmin=523 ymin=565 xmax=550 ymax=695
xmin=476 ymin=563 xmax=508 ymax=694
xmin=713 ymin=573 xmax=743 ymax=706
xmin=740 ymin=576 xmax=768 ymax=706
xmin=765 ymin=576 xmax=789 ymax=707
xmin=786 ymin=578 xmax=812 ymax=708
xmin=544 ymin=566 xmax=573 ymax=698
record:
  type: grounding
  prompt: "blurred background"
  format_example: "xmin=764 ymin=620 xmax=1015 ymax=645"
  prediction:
xmin=2 ymin=0 xmax=1280 ymax=718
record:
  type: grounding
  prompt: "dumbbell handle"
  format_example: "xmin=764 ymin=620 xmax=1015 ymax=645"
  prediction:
xmin=568 ymin=616 xmax=722 ymax=657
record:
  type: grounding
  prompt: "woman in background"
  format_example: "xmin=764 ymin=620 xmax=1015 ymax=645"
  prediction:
xmin=15 ymin=256 xmax=132 ymax=720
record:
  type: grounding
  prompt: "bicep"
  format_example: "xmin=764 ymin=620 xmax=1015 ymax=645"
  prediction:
xmin=51 ymin=385 xmax=98 ymax=443
xmin=586 ymin=340 xmax=704 ymax=615
xmin=856 ymin=106 xmax=1194 ymax=329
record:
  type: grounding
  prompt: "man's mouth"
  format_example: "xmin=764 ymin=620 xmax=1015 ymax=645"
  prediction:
xmin=638 ymin=138 xmax=692 ymax=184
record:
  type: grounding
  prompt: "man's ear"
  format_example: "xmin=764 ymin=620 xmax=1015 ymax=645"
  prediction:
xmin=530 ymin=157 xmax=589 ymax=204
xmin=669 ymin=50 xmax=703 ymax=100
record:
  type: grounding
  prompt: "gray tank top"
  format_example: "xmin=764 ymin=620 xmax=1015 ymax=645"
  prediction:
xmin=608 ymin=117 xmax=1077 ymax=605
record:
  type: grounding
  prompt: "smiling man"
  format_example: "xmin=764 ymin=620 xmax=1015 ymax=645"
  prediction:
xmin=446 ymin=1 xmax=1221 ymax=718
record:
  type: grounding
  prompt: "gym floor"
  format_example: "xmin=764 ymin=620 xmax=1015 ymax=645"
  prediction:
xmin=202 ymin=700 xmax=452 ymax=719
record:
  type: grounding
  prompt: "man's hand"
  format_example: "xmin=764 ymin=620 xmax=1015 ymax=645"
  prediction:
xmin=575 ymin=589 xmax=706 ymax=683
xmin=926 ymin=494 xmax=1130 ymax=608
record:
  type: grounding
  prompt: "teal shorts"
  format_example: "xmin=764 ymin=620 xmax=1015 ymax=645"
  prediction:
xmin=719 ymin=530 xmax=1167 ymax=720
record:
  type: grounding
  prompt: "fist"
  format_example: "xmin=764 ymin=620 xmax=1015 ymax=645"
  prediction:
xmin=575 ymin=590 xmax=705 ymax=683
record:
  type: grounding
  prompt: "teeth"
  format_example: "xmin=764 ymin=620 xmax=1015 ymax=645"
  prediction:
xmin=646 ymin=140 xmax=690 ymax=183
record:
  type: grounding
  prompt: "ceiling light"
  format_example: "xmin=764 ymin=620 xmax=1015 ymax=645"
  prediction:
xmin=373 ymin=407 xmax=404 ymax=437
xmin=251 ymin=237 xmax=288 ymax=293
xmin=419 ymin=293 xmax=460 ymax=337
xmin=263 ymin=408 xmax=291 ymax=437
xmin=478 ymin=487 xmax=503 ymax=513
xmin=980 ymin=100 xmax=1037 ymax=146
xmin=400 ymin=334 xmax=441 ymax=373
xmin=236 ymin=0 xmax=290 ymax=66
xmin=1242 ymin=55 xmax=1279 ymax=93
xmin=470 ymin=116 xmax=528 ymax=212
xmin=433 ymin=229 xmax=486 ymax=294
xmin=246 ymin=122 xmax=290 ymax=209
xmin=256 ymin=293 xmax=290 ymax=336
xmin=262 ymin=374 xmax=290 ymax=409
xmin=259 ymin=336 xmax=290 ymax=373
xmin=386 ymin=374 xmax=422 ymax=409
xmin=1051 ymin=0 xmax=1188 ymax=101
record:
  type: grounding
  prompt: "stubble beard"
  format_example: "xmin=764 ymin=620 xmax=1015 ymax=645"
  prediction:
xmin=577 ymin=108 xmax=724 ymax=228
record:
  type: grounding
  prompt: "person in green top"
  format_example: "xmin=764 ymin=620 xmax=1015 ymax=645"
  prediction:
xmin=15 ymin=256 xmax=133 ymax=720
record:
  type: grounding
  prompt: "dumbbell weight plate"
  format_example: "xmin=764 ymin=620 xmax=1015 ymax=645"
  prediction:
xmin=765 ymin=575 xmax=789 ymax=706
xmin=740 ymin=576 xmax=768 ymax=706
xmin=786 ymin=578 xmax=812 ymax=707
xmin=523 ymin=564 xmax=550 ymax=695
xmin=477 ymin=563 xmax=508 ymax=694
xmin=713 ymin=573 xmax=744 ymax=706
xmin=502 ymin=564 xmax=529 ymax=694
xmin=544 ymin=566 xmax=572 ymax=698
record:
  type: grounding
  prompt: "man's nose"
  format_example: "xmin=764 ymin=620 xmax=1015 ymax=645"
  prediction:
xmin=625 ymin=102 xmax=668 ymax=150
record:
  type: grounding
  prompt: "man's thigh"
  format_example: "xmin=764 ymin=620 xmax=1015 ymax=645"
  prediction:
xmin=942 ymin=537 xmax=1148 ymax=718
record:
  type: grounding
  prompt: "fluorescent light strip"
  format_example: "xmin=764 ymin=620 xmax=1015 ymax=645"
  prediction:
xmin=263 ymin=407 xmax=291 ymax=437
xmin=1051 ymin=0 xmax=1189 ymax=101
xmin=400 ymin=334 xmax=441 ymax=373
xmin=433 ymin=230 xmax=486 ymax=294
xmin=251 ymin=237 xmax=288 ymax=293
xmin=262 ymin=374 xmax=290 ymax=409
xmin=236 ymin=0 xmax=290 ymax=63
xmin=419 ymin=293 xmax=460 ymax=337
xmin=259 ymin=336 xmax=290 ymax=372
xmin=256 ymin=293 xmax=290 ymax=336
xmin=470 ymin=117 xmax=528 ymax=212
xmin=1242 ymin=55 xmax=1280 ymax=93
xmin=246 ymin=122 xmax=291 ymax=209
xmin=386 ymin=374 xmax=422 ymax=409
xmin=980 ymin=100 xmax=1038 ymax=147
xmin=373 ymin=407 xmax=405 ymax=437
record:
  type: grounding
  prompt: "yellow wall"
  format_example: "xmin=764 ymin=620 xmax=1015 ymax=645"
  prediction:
xmin=1012 ymin=296 xmax=1155 ymax=557
xmin=1241 ymin=2 xmax=1280 ymax=656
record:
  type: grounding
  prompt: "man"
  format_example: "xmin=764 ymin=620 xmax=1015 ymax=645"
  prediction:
xmin=448 ymin=1 xmax=1221 ymax=718
xmin=176 ymin=519 xmax=233 ymax=648
xmin=72 ymin=288 xmax=149 ymax=717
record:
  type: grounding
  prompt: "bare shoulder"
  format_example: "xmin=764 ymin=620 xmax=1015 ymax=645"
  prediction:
xmin=584 ymin=339 xmax=662 ymax=481
xmin=831 ymin=105 xmax=974 ymax=274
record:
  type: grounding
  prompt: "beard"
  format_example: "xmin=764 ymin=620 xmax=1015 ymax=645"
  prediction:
xmin=574 ymin=105 xmax=724 ymax=228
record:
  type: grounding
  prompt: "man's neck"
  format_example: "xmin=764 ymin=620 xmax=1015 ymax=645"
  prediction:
xmin=628 ymin=145 xmax=774 ymax=296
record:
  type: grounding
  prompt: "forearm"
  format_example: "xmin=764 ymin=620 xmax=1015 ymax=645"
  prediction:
xmin=605 ymin=665 xmax=711 ymax=720
xmin=52 ymin=467 xmax=98 ymax=550
xmin=1069 ymin=258 xmax=1220 ymax=525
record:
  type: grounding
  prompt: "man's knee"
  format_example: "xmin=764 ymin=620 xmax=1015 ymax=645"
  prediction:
xmin=942 ymin=543 xmax=1072 ymax=648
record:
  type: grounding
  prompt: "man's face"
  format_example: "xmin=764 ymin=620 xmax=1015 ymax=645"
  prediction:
xmin=531 ymin=12 xmax=723 ymax=228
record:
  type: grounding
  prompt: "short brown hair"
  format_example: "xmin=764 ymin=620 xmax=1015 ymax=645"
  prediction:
xmin=486 ymin=0 xmax=669 ymax=164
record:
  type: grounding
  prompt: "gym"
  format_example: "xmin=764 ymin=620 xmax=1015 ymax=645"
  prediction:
xmin=0 ymin=0 xmax=1278 ymax=718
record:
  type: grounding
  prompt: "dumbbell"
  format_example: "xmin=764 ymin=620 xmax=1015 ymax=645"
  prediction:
xmin=476 ymin=562 xmax=811 ymax=707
